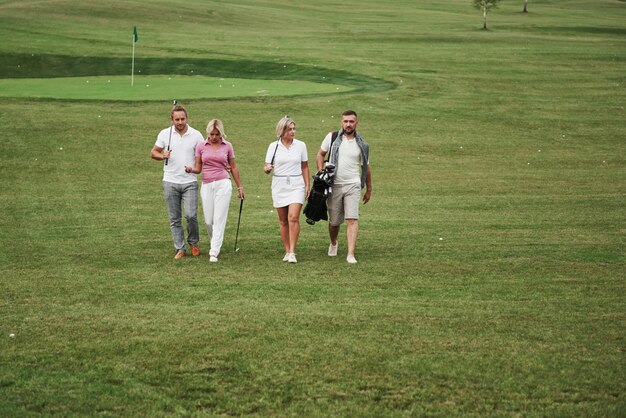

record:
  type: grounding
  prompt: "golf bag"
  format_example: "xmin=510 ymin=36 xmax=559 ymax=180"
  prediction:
xmin=304 ymin=164 xmax=335 ymax=225
xmin=304 ymin=131 xmax=340 ymax=225
xmin=304 ymin=174 xmax=328 ymax=225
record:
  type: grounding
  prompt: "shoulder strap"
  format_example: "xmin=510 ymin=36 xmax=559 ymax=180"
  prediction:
xmin=270 ymin=139 xmax=280 ymax=165
xmin=325 ymin=131 xmax=339 ymax=163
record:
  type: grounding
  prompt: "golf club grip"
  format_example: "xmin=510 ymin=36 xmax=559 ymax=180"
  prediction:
xmin=164 ymin=146 xmax=170 ymax=165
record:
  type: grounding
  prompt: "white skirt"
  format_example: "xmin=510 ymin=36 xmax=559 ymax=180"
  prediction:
xmin=271 ymin=175 xmax=305 ymax=208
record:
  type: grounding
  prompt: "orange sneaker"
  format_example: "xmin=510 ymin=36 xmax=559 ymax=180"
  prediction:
xmin=174 ymin=250 xmax=186 ymax=260
xmin=191 ymin=245 xmax=201 ymax=257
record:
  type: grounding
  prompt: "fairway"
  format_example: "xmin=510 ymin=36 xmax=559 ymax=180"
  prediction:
xmin=0 ymin=75 xmax=353 ymax=101
xmin=0 ymin=0 xmax=624 ymax=416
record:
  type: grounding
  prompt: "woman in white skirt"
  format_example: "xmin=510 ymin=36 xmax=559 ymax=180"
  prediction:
xmin=264 ymin=116 xmax=310 ymax=263
xmin=186 ymin=119 xmax=244 ymax=262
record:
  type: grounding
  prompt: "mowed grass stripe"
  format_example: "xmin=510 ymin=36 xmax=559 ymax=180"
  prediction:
xmin=0 ymin=53 xmax=396 ymax=94
xmin=0 ymin=75 xmax=353 ymax=101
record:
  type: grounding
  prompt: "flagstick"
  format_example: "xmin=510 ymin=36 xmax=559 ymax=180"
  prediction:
xmin=131 ymin=34 xmax=135 ymax=87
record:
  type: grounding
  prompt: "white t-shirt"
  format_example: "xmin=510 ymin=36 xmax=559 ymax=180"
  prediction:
xmin=321 ymin=132 xmax=367 ymax=185
xmin=155 ymin=125 xmax=204 ymax=184
xmin=265 ymin=139 xmax=308 ymax=176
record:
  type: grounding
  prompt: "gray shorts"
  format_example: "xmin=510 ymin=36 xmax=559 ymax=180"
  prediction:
xmin=327 ymin=183 xmax=361 ymax=226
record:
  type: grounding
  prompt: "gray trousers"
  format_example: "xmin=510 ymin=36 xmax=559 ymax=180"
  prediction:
xmin=163 ymin=181 xmax=199 ymax=252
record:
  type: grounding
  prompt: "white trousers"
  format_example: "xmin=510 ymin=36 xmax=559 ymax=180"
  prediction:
xmin=200 ymin=179 xmax=232 ymax=257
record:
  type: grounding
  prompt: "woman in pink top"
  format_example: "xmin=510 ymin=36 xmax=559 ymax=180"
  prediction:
xmin=185 ymin=119 xmax=244 ymax=262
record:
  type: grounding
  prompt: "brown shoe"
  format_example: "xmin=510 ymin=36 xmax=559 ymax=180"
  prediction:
xmin=174 ymin=250 xmax=186 ymax=260
xmin=191 ymin=245 xmax=201 ymax=257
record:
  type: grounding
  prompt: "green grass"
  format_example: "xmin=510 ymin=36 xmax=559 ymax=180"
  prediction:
xmin=0 ymin=0 xmax=625 ymax=416
xmin=0 ymin=53 xmax=394 ymax=96
xmin=0 ymin=75 xmax=353 ymax=100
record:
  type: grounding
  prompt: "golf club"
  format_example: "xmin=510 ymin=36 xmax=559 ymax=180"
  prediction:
xmin=234 ymin=198 xmax=243 ymax=252
xmin=164 ymin=99 xmax=177 ymax=166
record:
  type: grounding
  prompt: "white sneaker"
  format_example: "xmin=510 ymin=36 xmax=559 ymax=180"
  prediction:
xmin=288 ymin=253 xmax=297 ymax=263
xmin=346 ymin=255 xmax=357 ymax=264
xmin=209 ymin=256 xmax=218 ymax=263
xmin=328 ymin=242 xmax=338 ymax=257
xmin=282 ymin=253 xmax=290 ymax=262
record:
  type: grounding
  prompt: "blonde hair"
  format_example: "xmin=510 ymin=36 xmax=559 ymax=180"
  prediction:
xmin=275 ymin=115 xmax=295 ymax=139
xmin=206 ymin=119 xmax=227 ymax=140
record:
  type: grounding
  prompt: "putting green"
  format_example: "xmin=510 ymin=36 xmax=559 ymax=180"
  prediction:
xmin=0 ymin=75 xmax=354 ymax=101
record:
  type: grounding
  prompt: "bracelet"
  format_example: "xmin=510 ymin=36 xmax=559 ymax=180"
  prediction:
xmin=237 ymin=187 xmax=243 ymax=190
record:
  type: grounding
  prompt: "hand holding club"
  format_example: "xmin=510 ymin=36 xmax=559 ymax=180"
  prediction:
xmin=163 ymin=99 xmax=177 ymax=166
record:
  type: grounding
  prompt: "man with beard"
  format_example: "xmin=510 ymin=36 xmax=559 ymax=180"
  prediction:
xmin=151 ymin=105 xmax=204 ymax=259
xmin=316 ymin=110 xmax=372 ymax=264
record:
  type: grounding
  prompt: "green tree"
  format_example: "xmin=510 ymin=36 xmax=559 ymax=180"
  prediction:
xmin=473 ymin=0 xmax=501 ymax=30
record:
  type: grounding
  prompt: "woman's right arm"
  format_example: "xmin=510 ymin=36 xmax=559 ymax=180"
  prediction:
xmin=264 ymin=142 xmax=274 ymax=174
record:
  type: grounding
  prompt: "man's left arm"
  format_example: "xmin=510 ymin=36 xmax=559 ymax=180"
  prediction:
xmin=363 ymin=165 xmax=372 ymax=204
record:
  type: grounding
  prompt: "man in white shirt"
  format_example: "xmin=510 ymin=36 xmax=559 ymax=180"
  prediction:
xmin=150 ymin=105 xmax=204 ymax=259
xmin=316 ymin=110 xmax=372 ymax=264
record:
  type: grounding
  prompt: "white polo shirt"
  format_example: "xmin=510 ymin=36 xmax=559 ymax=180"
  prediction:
xmin=321 ymin=133 xmax=366 ymax=185
xmin=265 ymin=139 xmax=308 ymax=176
xmin=155 ymin=125 xmax=204 ymax=184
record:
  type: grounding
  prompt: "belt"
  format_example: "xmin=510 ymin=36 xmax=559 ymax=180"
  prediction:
xmin=273 ymin=174 xmax=302 ymax=185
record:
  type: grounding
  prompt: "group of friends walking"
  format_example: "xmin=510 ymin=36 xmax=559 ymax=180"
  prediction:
xmin=150 ymin=106 xmax=372 ymax=264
